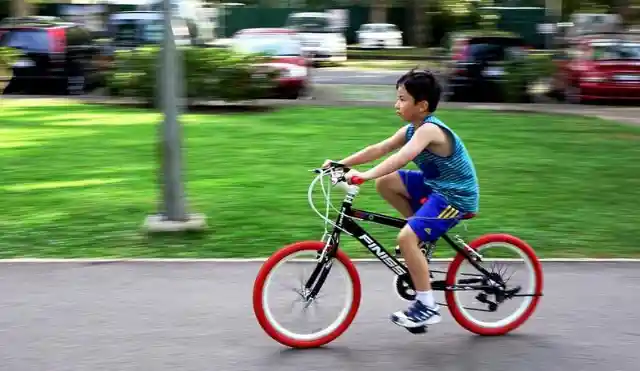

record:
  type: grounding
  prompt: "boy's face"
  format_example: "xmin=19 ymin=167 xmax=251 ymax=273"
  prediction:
xmin=395 ymin=84 xmax=428 ymax=123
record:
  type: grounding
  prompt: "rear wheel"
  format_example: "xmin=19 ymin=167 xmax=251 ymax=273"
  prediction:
xmin=252 ymin=241 xmax=362 ymax=348
xmin=445 ymin=234 xmax=543 ymax=336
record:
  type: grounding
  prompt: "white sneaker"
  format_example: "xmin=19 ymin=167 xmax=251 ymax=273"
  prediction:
xmin=390 ymin=300 xmax=442 ymax=328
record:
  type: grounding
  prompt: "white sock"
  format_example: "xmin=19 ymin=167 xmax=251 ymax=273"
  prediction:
xmin=416 ymin=290 xmax=435 ymax=308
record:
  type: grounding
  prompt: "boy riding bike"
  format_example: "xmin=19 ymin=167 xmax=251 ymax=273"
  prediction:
xmin=321 ymin=69 xmax=480 ymax=331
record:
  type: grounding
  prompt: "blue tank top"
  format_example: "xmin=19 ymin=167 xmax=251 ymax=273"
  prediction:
xmin=405 ymin=115 xmax=479 ymax=213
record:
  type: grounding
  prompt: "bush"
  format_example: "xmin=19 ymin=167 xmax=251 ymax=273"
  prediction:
xmin=501 ymin=51 xmax=556 ymax=103
xmin=106 ymin=46 xmax=281 ymax=103
xmin=0 ymin=47 xmax=18 ymax=89
xmin=0 ymin=47 xmax=18 ymax=68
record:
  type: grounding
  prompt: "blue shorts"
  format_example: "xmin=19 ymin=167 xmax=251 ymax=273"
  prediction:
xmin=399 ymin=169 xmax=464 ymax=243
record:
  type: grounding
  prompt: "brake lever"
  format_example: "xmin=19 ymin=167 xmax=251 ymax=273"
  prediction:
xmin=329 ymin=161 xmax=351 ymax=173
xmin=309 ymin=163 xmax=351 ymax=183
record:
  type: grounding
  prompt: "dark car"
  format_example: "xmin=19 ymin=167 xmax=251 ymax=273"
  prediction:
xmin=446 ymin=35 xmax=530 ymax=102
xmin=0 ymin=16 xmax=105 ymax=95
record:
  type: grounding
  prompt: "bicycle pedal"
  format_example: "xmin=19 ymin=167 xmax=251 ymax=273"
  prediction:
xmin=406 ymin=325 xmax=428 ymax=335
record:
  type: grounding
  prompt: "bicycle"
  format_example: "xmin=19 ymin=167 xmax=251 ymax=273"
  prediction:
xmin=252 ymin=162 xmax=544 ymax=349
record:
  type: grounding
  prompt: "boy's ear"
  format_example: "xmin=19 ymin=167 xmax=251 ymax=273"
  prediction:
xmin=418 ymin=100 xmax=429 ymax=113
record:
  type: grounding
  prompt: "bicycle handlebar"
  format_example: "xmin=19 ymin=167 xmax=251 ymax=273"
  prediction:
xmin=350 ymin=176 xmax=366 ymax=185
xmin=311 ymin=161 xmax=367 ymax=186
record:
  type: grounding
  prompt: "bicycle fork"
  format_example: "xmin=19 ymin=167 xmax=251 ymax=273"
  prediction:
xmin=302 ymin=235 xmax=340 ymax=302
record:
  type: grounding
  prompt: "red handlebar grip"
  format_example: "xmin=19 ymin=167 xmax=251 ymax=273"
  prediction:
xmin=351 ymin=176 xmax=366 ymax=185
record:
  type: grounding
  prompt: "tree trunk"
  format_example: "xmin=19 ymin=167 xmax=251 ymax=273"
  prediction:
xmin=11 ymin=0 xmax=32 ymax=17
xmin=412 ymin=0 xmax=429 ymax=47
xmin=369 ymin=0 xmax=388 ymax=23
xmin=613 ymin=0 xmax=638 ymax=28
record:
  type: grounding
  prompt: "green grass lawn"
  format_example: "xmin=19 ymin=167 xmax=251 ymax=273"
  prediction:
xmin=1 ymin=99 xmax=640 ymax=259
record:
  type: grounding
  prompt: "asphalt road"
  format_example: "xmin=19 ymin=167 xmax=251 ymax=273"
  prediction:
xmin=0 ymin=261 xmax=638 ymax=371
xmin=311 ymin=68 xmax=405 ymax=85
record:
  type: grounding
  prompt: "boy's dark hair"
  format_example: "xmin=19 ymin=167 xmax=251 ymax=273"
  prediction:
xmin=396 ymin=69 xmax=441 ymax=113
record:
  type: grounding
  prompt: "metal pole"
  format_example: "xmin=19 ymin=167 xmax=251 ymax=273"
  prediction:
xmin=159 ymin=0 xmax=187 ymax=222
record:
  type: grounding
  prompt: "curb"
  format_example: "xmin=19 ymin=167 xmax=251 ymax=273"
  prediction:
xmin=1 ymin=258 xmax=639 ymax=263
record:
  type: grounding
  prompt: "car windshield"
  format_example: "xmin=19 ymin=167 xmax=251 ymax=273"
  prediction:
xmin=232 ymin=34 xmax=302 ymax=57
xmin=286 ymin=16 xmax=331 ymax=33
xmin=466 ymin=38 xmax=526 ymax=62
xmin=591 ymin=41 xmax=640 ymax=60
xmin=361 ymin=24 xmax=395 ymax=32
xmin=111 ymin=19 xmax=164 ymax=46
xmin=0 ymin=30 xmax=50 ymax=53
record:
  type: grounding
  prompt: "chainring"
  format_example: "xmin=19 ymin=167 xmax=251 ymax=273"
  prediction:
xmin=393 ymin=273 xmax=416 ymax=302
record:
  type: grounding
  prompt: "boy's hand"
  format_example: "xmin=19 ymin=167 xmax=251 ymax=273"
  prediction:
xmin=345 ymin=169 xmax=369 ymax=184
xmin=322 ymin=159 xmax=347 ymax=169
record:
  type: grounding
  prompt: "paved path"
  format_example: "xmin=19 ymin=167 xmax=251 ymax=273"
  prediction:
xmin=311 ymin=68 xmax=404 ymax=85
xmin=0 ymin=261 xmax=638 ymax=371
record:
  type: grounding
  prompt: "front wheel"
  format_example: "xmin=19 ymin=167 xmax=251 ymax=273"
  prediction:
xmin=252 ymin=241 xmax=362 ymax=348
xmin=445 ymin=233 xmax=544 ymax=336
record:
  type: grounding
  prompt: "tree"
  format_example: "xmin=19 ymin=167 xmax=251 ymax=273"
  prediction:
xmin=613 ymin=0 xmax=640 ymax=26
xmin=370 ymin=0 xmax=389 ymax=23
xmin=11 ymin=0 xmax=32 ymax=17
xmin=412 ymin=0 xmax=429 ymax=47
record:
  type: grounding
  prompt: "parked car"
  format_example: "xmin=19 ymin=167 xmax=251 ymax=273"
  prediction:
xmin=356 ymin=23 xmax=403 ymax=49
xmin=549 ymin=32 xmax=640 ymax=103
xmin=107 ymin=9 xmax=216 ymax=49
xmin=0 ymin=16 xmax=106 ymax=95
xmin=231 ymin=28 xmax=310 ymax=99
xmin=107 ymin=11 xmax=193 ymax=49
xmin=446 ymin=34 xmax=531 ymax=102
xmin=284 ymin=12 xmax=347 ymax=65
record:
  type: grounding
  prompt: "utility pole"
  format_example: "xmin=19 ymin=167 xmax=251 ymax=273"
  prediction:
xmin=143 ymin=0 xmax=207 ymax=233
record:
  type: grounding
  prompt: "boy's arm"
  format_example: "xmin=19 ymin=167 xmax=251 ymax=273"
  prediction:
xmin=337 ymin=125 xmax=408 ymax=167
xmin=361 ymin=124 xmax=438 ymax=180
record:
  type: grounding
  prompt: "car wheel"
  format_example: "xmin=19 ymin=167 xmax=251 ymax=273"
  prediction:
xmin=285 ymin=90 xmax=301 ymax=100
xmin=564 ymin=85 xmax=582 ymax=104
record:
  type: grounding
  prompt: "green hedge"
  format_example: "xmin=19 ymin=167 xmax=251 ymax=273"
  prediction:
xmin=0 ymin=47 xmax=18 ymax=71
xmin=0 ymin=47 xmax=18 ymax=90
xmin=106 ymin=46 xmax=281 ymax=103
xmin=0 ymin=47 xmax=18 ymax=66
xmin=502 ymin=51 xmax=556 ymax=103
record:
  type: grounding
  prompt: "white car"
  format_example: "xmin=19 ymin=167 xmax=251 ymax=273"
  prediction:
xmin=285 ymin=12 xmax=347 ymax=64
xmin=357 ymin=23 xmax=403 ymax=49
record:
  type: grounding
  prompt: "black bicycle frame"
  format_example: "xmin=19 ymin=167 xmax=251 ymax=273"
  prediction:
xmin=304 ymin=188 xmax=496 ymax=298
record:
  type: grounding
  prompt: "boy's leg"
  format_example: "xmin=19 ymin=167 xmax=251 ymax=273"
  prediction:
xmin=390 ymin=192 xmax=463 ymax=329
xmin=374 ymin=169 xmax=426 ymax=218
xmin=375 ymin=170 xmax=433 ymax=258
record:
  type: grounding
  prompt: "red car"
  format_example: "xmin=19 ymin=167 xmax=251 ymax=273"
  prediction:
xmin=551 ymin=33 xmax=640 ymax=103
xmin=231 ymin=28 xmax=310 ymax=99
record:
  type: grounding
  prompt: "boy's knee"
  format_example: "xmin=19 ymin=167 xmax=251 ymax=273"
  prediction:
xmin=397 ymin=225 xmax=420 ymax=246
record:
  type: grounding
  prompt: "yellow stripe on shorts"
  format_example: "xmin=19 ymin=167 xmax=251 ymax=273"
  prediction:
xmin=437 ymin=206 xmax=460 ymax=219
